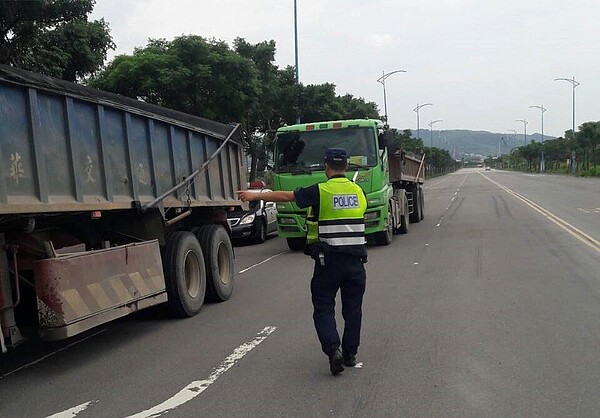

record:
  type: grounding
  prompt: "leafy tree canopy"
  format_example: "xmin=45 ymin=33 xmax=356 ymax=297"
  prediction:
xmin=0 ymin=0 xmax=114 ymax=81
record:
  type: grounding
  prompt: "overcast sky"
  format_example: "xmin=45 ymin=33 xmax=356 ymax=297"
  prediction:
xmin=91 ymin=0 xmax=599 ymax=138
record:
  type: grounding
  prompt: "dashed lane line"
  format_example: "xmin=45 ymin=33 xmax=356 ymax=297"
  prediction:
xmin=436 ymin=172 xmax=469 ymax=227
xmin=126 ymin=326 xmax=277 ymax=418
xmin=238 ymin=252 xmax=286 ymax=274
xmin=46 ymin=401 xmax=98 ymax=418
xmin=479 ymin=172 xmax=600 ymax=255
xmin=2 ymin=329 xmax=107 ymax=380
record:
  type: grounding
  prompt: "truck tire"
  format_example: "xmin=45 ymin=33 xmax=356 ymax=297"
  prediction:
xmin=163 ymin=231 xmax=207 ymax=317
xmin=419 ymin=188 xmax=425 ymax=220
xmin=398 ymin=199 xmax=409 ymax=234
xmin=253 ymin=218 xmax=267 ymax=244
xmin=409 ymin=188 xmax=421 ymax=224
xmin=197 ymin=225 xmax=234 ymax=302
xmin=287 ymin=237 xmax=305 ymax=251
xmin=374 ymin=207 xmax=394 ymax=245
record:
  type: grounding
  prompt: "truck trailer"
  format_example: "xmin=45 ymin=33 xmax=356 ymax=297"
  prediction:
xmin=272 ymin=119 xmax=425 ymax=250
xmin=0 ymin=65 xmax=246 ymax=353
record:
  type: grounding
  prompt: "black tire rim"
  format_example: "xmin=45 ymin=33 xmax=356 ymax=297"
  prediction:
xmin=184 ymin=249 xmax=201 ymax=298
xmin=386 ymin=212 xmax=393 ymax=239
xmin=217 ymin=241 xmax=231 ymax=285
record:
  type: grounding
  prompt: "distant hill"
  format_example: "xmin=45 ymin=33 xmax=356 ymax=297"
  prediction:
xmin=412 ymin=129 xmax=552 ymax=158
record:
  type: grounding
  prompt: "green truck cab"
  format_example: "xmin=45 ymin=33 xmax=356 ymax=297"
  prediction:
xmin=272 ymin=119 xmax=425 ymax=250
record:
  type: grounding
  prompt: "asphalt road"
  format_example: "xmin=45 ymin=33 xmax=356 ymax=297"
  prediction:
xmin=1 ymin=168 xmax=599 ymax=418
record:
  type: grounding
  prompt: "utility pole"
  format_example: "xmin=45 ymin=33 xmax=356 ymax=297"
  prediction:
xmin=516 ymin=119 xmax=528 ymax=146
xmin=413 ymin=103 xmax=432 ymax=141
xmin=294 ymin=0 xmax=300 ymax=124
xmin=555 ymin=77 xmax=580 ymax=174
xmin=428 ymin=120 xmax=443 ymax=148
xmin=376 ymin=70 xmax=407 ymax=124
xmin=529 ymin=105 xmax=547 ymax=171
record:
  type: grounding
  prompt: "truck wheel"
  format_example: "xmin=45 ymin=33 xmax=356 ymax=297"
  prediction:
xmin=409 ymin=188 xmax=421 ymax=223
xmin=286 ymin=237 xmax=305 ymax=251
xmin=398 ymin=200 xmax=409 ymax=234
xmin=197 ymin=225 xmax=234 ymax=302
xmin=419 ymin=188 xmax=425 ymax=220
xmin=374 ymin=209 xmax=393 ymax=245
xmin=253 ymin=218 xmax=267 ymax=244
xmin=163 ymin=232 xmax=207 ymax=317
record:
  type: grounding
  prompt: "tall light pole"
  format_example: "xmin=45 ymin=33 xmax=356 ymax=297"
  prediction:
xmin=506 ymin=128 xmax=517 ymax=152
xmin=515 ymin=119 xmax=528 ymax=145
xmin=529 ymin=105 xmax=547 ymax=171
xmin=428 ymin=119 xmax=443 ymax=148
xmin=376 ymin=69 xmax=407 ymax=124
xmin=555 ymin=76 xmax=580 ymax=174
xmin=413 ymin=103 xmax=432 ymax=141
xmin=293 ymin=0 xmax=300 ymax=124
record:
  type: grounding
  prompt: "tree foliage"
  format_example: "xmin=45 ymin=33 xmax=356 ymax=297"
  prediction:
xmin=0 ymin=0 xmax=114 ymax=81
xmin=91 ymin=35 xmax=381 ymax=180
xmin=497 ymin=121 xmax=600 ymax=175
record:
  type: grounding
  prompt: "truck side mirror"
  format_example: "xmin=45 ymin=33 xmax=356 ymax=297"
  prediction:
xmin=379 ymin=130 xmax=393 ymax=150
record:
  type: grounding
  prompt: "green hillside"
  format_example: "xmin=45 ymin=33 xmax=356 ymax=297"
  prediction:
xmin=414 ymin=129 xmax=550 ymax=157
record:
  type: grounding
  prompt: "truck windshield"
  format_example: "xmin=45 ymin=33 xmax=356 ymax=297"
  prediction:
xmin=274 ymin=127 xmax=377 ymax=172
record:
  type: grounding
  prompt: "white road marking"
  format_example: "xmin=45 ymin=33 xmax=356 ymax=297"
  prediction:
xmin=479 ymin=172 xmax=600 ymax=254
xmin=354 ymin=362 xmax=364 ymax=369
xmin=127 ymin=326 xmax=277 ymax=418
xmin=238 ymin=252 xmax=286 ymax=274
xmin=413 ymin=262 xmax=419 ymax=265
xmin=46 ymin=400 xmax=97 ymax=418
xmin=1 ymin=329 xmax=107 ymax=380
xmin=435 ymin=172 xmax=468 ymax=228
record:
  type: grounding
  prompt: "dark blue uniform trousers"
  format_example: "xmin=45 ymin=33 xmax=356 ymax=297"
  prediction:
xmin=310 ymin=252 xmax=366 ymax=357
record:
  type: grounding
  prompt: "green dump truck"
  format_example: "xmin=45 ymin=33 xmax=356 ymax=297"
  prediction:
xmin=272 ymin=119 xmax=425 ymax=250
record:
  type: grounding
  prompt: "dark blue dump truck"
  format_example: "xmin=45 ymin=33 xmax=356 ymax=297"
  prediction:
xmin=0 ymin=65 xmax=246 ymax=353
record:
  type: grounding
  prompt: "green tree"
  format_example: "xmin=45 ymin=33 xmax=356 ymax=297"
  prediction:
xmin=0 ymin=0 xmax=114 ymax=81
xmin=387 ymin=128 xmax=423 ymax=153
xmin=91 ymin=35 xmax=260 ymax=123
xmin=298 ymin=83 xmax=380 ymax=123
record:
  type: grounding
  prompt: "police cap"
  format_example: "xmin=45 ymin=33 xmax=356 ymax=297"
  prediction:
xmin=324 ymin=148 xmax=348 ymax=164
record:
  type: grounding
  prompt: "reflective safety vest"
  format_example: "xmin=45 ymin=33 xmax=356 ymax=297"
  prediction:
xmin=316 ymin=177 xmax=366 ymax=251
xmin=306 ymin=206 xmax=319 ymax=245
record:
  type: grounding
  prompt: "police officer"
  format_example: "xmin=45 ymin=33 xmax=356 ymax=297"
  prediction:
xmin=237 ymin=148 xmax=367 ymax=375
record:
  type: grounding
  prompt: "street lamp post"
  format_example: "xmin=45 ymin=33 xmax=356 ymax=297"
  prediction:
xmin=529 ymin=105 xmax=547 ymax=171
xmin=555 ymin=76 xmax=580 ymax=174
xmin=507 ymin=129 xmax=517 ymax=168
xmin=515 ymin=119 xmax=528 ymax=146
xmin=376 ymin=70 xmax=407 ymax=124
xmin=293 ymin=0 xmax=300 ymax=124
xmin=428 ymin=120 xmax=443 ymax=148
xmin=413 ymin=103 xmax=432 ymax=141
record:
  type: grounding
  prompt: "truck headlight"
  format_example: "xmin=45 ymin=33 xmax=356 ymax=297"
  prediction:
xmin=364 ymin=211 xmax=379 ymax=220
xmin=367 ymin=198 xmax=380 ymax=206
xmin=240 ymin=213 xmax=256 ymax=225
xmin=278 ymin=217 xmax=296 ymax=224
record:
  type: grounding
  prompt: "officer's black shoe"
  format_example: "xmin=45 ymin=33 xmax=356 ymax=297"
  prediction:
xmin=343 ymin=354 xmax=357 ymax=367
xmin=329 ymin=349 xmax=345 ymax=375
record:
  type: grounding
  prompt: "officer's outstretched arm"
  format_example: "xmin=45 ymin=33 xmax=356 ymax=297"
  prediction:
xmin=236 ymin=190 xmax=295 ymax=202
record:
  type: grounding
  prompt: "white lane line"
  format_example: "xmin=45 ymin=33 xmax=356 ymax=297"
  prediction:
xmin=1 ymin=329 xmax=107 ymax=380
xmin=238 ymin=252 xmax=286 ymax=274
xmin=435 ymin=172 xmax=468 ymax=228
xmin=127 ymin=326 xmax=277 ymax=418
xmin=479 ymin=172 xmax=600 ymax=254
xmin=46 ymin=400 xmax=98 ymax=418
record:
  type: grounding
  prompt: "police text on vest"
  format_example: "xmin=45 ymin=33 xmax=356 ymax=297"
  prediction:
xmin=332 ymin=194 xmax=359 ymax=210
